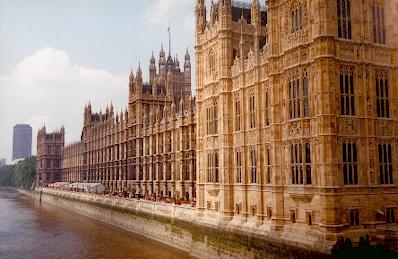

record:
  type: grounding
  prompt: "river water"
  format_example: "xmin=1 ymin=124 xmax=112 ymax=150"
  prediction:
xmin=0 ymin=193 xmax=189 ymax=259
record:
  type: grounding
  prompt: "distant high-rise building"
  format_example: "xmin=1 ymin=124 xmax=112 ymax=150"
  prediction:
xmin=0 ymin=158 xmax=5 ymax=169
xmin=12 ymin=124 xmax=32 ymax=160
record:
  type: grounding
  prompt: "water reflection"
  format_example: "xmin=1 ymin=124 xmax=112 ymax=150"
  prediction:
xmin=0 ymin=194 xmax=189 ymax=259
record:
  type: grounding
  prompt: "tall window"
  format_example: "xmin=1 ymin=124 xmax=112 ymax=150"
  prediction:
xmin=207 ymin=151 xmax=219 ymax=183
xmin=372 ymin=4 xmax=386 ymax=44
xmin=350 ymin=209 xmax=360 ymax=226
xmin=208 ymin=50 xmax=216 ymax=80
xmin=291 ymin=143 xmax=303 ymax=184
xmin=340 ymin=68 xmax=355 ymax=116
xmin=289 ymin=72 xmax=310 ymax=120
xmin=265 ymin=90 xmax=270 ymax=126
xmin=337 ymin=0 xmax=352 ymax=39
xmin=249 ymin=94 xmax=256 ymax=128
xmin=289 ymin=76 xmax=300 ymax=119
xmin=266 ymin=146 xmax=272 ymax=184
xmin=291 ymin=3 xmax=303 ymax=32
xmin=234 ymin=98 xmax=241 ymax=131
xmin=235 ymin=150 xmax=242 ymax=183
xmin=305 ymin=143 xmax=312 ymax=184
xmin=386 ymin=208 xmax=396 ymax=224
xmin=379 ymin=144 xmax=393 ymax=184
xmin=376 ymin=71 xmax=389 ymax=118
xmin=342 ymin=142 xmax=358 ymax=185
xmin=290 ymin=143 xmax=311 ymax=185
xmin=207 ymin=102 xmax=218 ymax=135
xmin=303 ymin=71 xmax=310 ymax=117
xmin=250 ymin=147 xmax=257 ymax=184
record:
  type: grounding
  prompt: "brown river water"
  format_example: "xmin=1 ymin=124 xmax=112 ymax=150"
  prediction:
xmin=0 ymin=192 xmax=189 ymax=259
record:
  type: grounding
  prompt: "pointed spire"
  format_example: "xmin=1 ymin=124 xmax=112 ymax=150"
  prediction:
xmin=136 ymin=61 xmax=142 ymax=80
xmin=124 ymin=108 xmax=128 ymax=122
xmin=160 ymin=44 xmax=165 ymax=58
xmin=167 ymin=21 xmax=172 ymax=58
xmin=240 ymin=25 xmax=245 ymax=60
xmin=110 ymin=103 xmax=114 ymax=118
xmin=210 ymin=0 xmax=216 ymax=24
xmin=150 ymin=51 xmax=155 ymax=63
xmin=129 ymin=66 xmax=134 ymax=81
xmin=252 ymin=0 xmax=261 ymax=27
xmin=196 ymin=0 xmax=206 ymax=32
xmin=175 ymin=54 xmax=179 ymax=68
xmin=179 ymin=97 xmax=184 ymax=113
xmin=240 ymin=25 xmax=244 ymax=46
xmin=185 ymin=48 xmax=190 ymax=60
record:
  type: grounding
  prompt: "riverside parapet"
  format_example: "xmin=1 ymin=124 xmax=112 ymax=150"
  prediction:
xmin=29 ymin=188 xmax=332 ymax=258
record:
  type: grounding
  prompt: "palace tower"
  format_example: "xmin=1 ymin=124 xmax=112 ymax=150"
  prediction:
xmin=195 ymin=0 xmax=398 ymax=244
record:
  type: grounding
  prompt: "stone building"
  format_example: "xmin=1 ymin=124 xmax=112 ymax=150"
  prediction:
xmin=36 ymin=126 xmax=65 ymax=186
xmin=62 ymin=140 xmax=83 ymax=183
xmin=57 ymin=46 xmax=197 ymax=200
xmin=195 ymin=0 xmax=397 ymax=244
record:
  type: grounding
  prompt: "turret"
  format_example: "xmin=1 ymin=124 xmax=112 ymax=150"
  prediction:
xmin=240 ymin=26 xmax=245 ymax=62
xmin=175 ymin=55 xmax=180 ymax=71
xmin=252 ymin=0 xmax=261 ymax=51
xmin=166 ymin=69 xmax=173 ymax=97
xmin=149 ymin=52 xmax=156 ymax=85
xmin=218 ymin=0 xmax=232 ymax=22
xmin=184 ymin=48 xmax=191 ymax=82
xmin=252 ymin=0 xmax=260 ymax=26
xmin=179 ymin=97 xmax=184 ymax=114
xmin=110 ymin=102 xmax=114 ymax=117
xmin=136 ymin=62 xmax=143 ymax=90
xmin=210 ymin=0 xmax=216 ymax=25
xmin=124 ymin=108 xmax=128 ymax=123
xmin=195 ymin=0 xmax=206 ymax=33
xmin=129 ymin=68 xmax=135 ymax=93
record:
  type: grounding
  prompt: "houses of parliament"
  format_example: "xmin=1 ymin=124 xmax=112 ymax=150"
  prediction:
xmin=37 ymin=0 xmax=398 ymax=250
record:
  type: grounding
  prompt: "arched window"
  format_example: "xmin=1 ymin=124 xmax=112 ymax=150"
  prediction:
xmin=340 ymin=67 xmax=355 ymax=116
xmin=378 ymin=143 xmax=393 ymax=184
xmin=289 ymin=71 xmax=310 ymax=120
xmin=376 ymin=70 xmax=389 ymax=118
xmin=291 ymin=2 xmax=303 ymax=32
xmin=266 ymin=146 xmax=272 ymax=184
xmin=265 ymin=90 xmax=270 ymax=126
xmin=208 ymin=50 xmax=216 ymax=80
xmin=372 ymin=3 xmax=386 ymax=44
xmin=290 ymin=142 xmax=312 ymax=185
xmin=303 ymin=70 xmax=310 ymax=117
xmin=342 ymin=142 xmax=358 ymax=185
xmin=337 ymin=0 xmax=352 ymax=39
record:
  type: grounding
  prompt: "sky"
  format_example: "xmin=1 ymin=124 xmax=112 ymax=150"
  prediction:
xmin=0 ymin=0 xmax=196 ymax=163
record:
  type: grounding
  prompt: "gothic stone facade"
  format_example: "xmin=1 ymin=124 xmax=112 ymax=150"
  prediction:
xmin=36 ymin=127 xmax=65 ymax=186
xmin=59 ymin=47 xmax=197 ymax=200
xmin=195 ymin=0 xmax=398 ymax=244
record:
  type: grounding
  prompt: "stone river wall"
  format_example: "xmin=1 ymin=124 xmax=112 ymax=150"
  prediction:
xmin=24 ymin=188 xmax=331 ymax=259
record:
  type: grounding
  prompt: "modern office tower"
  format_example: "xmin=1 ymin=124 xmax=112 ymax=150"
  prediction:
xmin=12 ymin=124 xmax=32 ymax=160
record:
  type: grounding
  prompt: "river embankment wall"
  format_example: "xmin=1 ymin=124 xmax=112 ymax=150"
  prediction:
xmin=22 ymin=188 xmax=330 ymax=258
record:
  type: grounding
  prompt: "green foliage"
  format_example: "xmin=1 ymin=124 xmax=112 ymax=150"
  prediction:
xmin=0 ymin=156 xmax=36 ymax=189
xmin=0 ymin=165 xmax=16 ymax=187
xmin=14 ymin=156 xmax=36 ymax=190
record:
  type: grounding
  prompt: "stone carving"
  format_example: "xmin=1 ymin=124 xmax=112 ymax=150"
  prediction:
xmin=288 ymin=121 xmax=302 ymax=137
xmin=340 ymin=118 xmax=358 ymax=135
xmin=303 ymin=120 xmax=311 ymax=135
xmin=338 ymin=42 xmax=355 ymax=60
xmin=376 ymin=120 xmax=393 ymax=136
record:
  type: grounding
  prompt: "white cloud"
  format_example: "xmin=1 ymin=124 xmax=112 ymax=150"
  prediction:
xmin=0 ymin=47 xmax=128 ymax=162
xmin=146 ymin=0 xmax=194 ymax=24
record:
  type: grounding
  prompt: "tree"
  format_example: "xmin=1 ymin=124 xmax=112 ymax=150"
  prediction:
xmin=0 ymin=165 xmax=16 ymax=187
xmin=14 ymin=156 xmax=36 ymax=190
